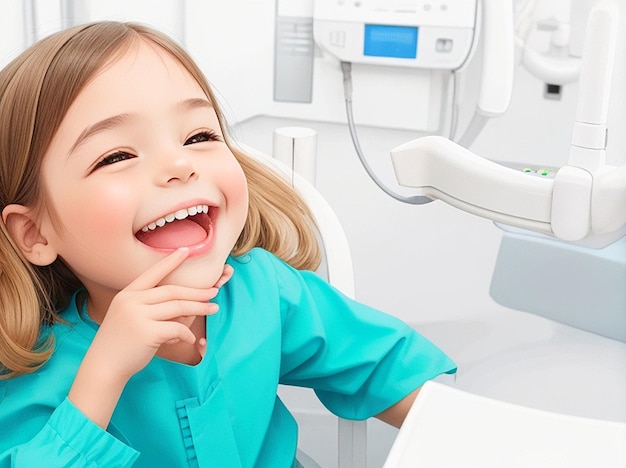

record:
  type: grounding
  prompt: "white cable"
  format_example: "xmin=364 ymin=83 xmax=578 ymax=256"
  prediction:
xmin=457 ymin=112 xmax=489 ymax=148
xmin=341 ymin=62 xmax=433 ymax=205
xmin=438 ymin=70 xmax=458 ymax=140
xmin=448 ymin=70 xmax=462 ymax=141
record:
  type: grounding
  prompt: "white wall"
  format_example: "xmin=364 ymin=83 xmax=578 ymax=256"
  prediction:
xmin=0 ymin=0 xmax=64 ymax=67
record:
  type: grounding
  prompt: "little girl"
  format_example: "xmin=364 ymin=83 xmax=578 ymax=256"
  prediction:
xmin=0 ymin=21 xmax=455 ymax=467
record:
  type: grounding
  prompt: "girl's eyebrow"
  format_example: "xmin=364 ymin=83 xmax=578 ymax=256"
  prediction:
xmin=68 ymin=113 xmax=133 ymax=157
xmin=178 ymin=97 xmax=213 ymax=112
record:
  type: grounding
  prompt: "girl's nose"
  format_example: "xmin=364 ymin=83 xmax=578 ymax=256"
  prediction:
xmin=159 ymin=155 xmax=198 ymax=185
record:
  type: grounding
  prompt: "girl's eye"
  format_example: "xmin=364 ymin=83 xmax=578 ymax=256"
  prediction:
xmin=184 ymin=130 xmax=222 ymax=146
xmin=93 ymin=151 xmax=134 ymax=170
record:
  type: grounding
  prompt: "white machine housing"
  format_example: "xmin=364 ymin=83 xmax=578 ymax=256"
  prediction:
xmin=390 ymin=0 xmax=626 ymax=248
xmin=313 ymin=0 xmax=477 ymax=69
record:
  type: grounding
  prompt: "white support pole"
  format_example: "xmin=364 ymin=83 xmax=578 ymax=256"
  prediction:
xmin=272 ymin=127 xmax=318 ymax=187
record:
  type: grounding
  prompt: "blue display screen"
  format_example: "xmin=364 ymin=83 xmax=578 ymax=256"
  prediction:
xmin=363 ymin=24 xmax=418 ymax=59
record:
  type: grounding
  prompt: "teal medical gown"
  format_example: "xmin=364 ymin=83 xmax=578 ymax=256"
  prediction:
xmin=0 ymin=248 xmax=456 ymax=467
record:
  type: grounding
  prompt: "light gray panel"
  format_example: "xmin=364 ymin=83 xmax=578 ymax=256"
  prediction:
xmin=274 ymin=16 xmax=314 ymax=103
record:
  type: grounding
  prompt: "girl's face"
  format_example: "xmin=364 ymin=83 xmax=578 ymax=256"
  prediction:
xmin=38 ymin=39 xmax=248 ymax=318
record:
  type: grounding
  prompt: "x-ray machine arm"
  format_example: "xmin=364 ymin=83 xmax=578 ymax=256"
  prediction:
xmin=391 ymin=1 xmax=626 ymax=248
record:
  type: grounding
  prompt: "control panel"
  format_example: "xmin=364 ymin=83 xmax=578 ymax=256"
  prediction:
xmin=313 ymin=0 xmax=478 ymax=69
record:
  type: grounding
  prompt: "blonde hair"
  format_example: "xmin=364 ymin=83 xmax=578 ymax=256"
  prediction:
xmin=0 ymin=21 xmax=321 ymax=378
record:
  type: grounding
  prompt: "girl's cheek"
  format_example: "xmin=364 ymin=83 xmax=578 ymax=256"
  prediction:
xmin=61 ymin=184 xmax=134 ymax=241
xmin=223 ymin=163 xmax=249 ymax=204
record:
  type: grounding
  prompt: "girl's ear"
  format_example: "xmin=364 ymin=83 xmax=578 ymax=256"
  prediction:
xmin=2 ymin=204 xmax=58 ymax=266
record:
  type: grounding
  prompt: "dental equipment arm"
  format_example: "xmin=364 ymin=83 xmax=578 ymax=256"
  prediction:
xmin=392 ymin=136 xmax=552 ymax=233
xmin=391 ymin=136 xmax=626 ymax=245
xmin=391 ymin=1 xmax=626 ymax=248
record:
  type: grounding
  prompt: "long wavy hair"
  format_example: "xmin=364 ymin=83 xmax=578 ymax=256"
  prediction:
xmin=0 ymin=21 xmax=321 ymax=378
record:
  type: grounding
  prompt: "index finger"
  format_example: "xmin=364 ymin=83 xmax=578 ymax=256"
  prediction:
xmin=126 ymin=248 xmax=190 ymax=291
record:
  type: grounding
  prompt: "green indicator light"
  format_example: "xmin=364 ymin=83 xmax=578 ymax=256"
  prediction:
xmin=523 ymin=168 xmax=533 ymax=173
xmin=539 ymin=169 xmax=550 ymax=176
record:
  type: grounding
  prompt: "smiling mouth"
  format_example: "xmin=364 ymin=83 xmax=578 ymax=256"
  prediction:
xmin=135 ymin=204 xmax=214 ymax=249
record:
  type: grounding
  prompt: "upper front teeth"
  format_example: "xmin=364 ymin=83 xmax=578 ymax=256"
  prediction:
xmin=141 ymin=205 xmax=209 ymax=232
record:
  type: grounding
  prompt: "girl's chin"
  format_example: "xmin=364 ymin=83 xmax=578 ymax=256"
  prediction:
xmin=160 ymin=260 xmax=229 ymax=289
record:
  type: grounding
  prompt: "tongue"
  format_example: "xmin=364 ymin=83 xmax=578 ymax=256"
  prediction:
xmin=136 ymin=219 xmax=207 ymax=249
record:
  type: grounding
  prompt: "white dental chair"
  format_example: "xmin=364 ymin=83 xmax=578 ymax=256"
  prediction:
xmin=238 ymin=139 xmax=367 ymax=468
xmin=385 ymin=380 xmax=626 ymax=467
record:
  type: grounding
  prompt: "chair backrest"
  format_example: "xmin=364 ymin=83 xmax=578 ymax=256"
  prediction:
xmin=385 ymin=380 xmax=626 ymax=467
xmin=238 ymin=142 xmax=368 ymax=468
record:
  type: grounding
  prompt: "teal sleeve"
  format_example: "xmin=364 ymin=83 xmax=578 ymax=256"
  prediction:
xmin=268 ymin=252 xmax=457 ymax=420
xmin=1 ymin=398 xmax=139 ymax=467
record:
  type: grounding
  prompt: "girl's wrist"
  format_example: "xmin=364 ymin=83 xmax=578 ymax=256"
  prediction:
xmin=68 ymin=348 xmax=129 ymax=429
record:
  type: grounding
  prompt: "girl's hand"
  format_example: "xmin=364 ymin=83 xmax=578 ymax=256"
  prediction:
xmin=161 ymin=261 xmax=233 ymax=357
xmin=95 ymin=248 xmax=226 ymax=379
xmin=69 ymin=248 xmax=231 ymax=427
